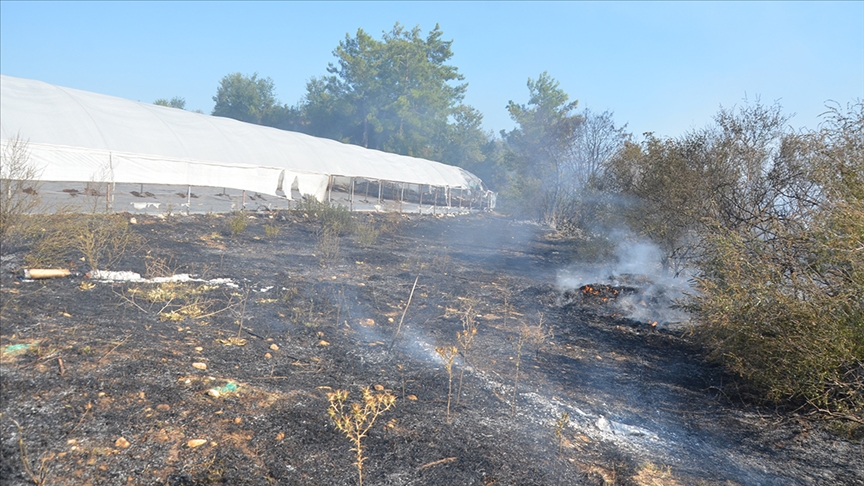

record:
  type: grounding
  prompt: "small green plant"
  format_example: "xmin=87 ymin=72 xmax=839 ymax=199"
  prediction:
xmin=327 ymin=387 xmax=396 ymax=486
xmin=353 ymin=221 xmax=380 ymax=248
xmin=263 ymin=223 xmax=280 ymax=239
xmin=298 ymin=199 xmax=354 ymax=235
xmin=227 ymin=211 xmax=247 ymax=235
xmin=435 ymin=346 xmax=458 ymax=422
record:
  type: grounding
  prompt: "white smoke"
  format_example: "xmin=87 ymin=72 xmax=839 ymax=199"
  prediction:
xmin=557 ymin=234 xmax=694 ymax=330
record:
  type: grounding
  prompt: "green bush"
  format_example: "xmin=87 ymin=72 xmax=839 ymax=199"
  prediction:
xmin=264 ymin=223 xmax=280 ymax=239
xmin=690 ymin=218 xmax=863 ymax=414
xmin=227 ymin=211 xmax=247 ymax=235
xmin=296 ymin=199 xmax=353 ymax=235
xmin=353 ymin=221 xmax=380 ymax=248
xmin=688 ymin=102 xmax=864 ymax=418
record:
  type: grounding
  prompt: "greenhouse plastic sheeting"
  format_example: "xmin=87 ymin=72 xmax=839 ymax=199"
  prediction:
xmin=0 ymin=75 xmax=484 ymax=199
xmin=10 ymin=141 xmax=286 ymax=196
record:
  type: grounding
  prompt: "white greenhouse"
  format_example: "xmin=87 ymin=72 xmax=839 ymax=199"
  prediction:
xmin=0 ymin=75 xmax=493 ymax=213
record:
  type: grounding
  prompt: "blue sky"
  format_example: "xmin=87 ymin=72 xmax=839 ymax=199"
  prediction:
xmin=1 ymin=1 xmax=862 ymax=139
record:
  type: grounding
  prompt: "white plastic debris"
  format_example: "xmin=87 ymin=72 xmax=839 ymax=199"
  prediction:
xmin=88 ymin=270 xmax=143 ymax=281
xmin=86 ymin=270 xmax=237 ymax=287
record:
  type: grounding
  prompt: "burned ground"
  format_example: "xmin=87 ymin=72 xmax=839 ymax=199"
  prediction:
xmin=1 ymin=212 xmax=862 ymax=485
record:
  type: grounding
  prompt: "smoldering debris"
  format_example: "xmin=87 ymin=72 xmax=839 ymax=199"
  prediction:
xmin=557 ymin=238 xmax=694 ymax=330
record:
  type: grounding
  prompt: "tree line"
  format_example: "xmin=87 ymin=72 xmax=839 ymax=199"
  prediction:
xmin=152 ymin=23 xmax=863 ymax=420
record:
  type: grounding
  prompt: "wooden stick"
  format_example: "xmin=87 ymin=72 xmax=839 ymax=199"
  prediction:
xmin=389 ymin=276 xmax=419 ymax=351
xmin=418 ymin=457 xmax=456 ymax=471
xmin=57 ymin=358 xmax=65 ymax=376
xmin=98 ymin=337 xmax=129 ymax=365
xmin=69 ymin=402 xmax=92 ymax=434
xmin=24 ymin=269 xmax=71 ymax=279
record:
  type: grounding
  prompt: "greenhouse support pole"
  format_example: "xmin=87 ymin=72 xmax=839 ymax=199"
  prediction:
xmin=399 ymin=183 xmax=405 ymax=213
xmin=350 ymin=178 xmax=355 ymax=211
xmin=378 ymin=180 xmax=382 ymax=204
xmin=187 ymin=185 xmax=191 ymax=215
xmin=111 ymin=152 xmax=116 ymax=210
xmin=418 ymin=184 xmax=423 ymax=214
xmin=364 ymin=179 xmax=370 ymax=203
xmin=242 ymin=190 xmax=246 ymax=210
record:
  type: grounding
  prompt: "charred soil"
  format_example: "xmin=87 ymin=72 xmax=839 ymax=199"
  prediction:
xmin=1 ymin=212 xmax=862 ymax=485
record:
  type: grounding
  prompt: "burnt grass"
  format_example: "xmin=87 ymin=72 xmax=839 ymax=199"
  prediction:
xmin=1 ymin=212 xmax=862 ymax=486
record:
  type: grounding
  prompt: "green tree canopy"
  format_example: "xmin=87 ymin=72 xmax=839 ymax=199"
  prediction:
xmin=501 ymin=72 xmax=582 ymax=224
xmin=212 ymin=72 xmax=277 ymax=125
xmin=299 ymin=23 xmax=486 ymax=167
xmin=154 ymin=97 xmax=186 ymax=110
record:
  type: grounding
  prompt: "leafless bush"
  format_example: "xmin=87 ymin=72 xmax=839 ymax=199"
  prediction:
xmin=0 ymin=134 xmax=41 ymax=240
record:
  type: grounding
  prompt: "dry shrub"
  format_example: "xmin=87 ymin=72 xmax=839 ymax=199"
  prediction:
xmin=327 ymin=387 xmax=396 ymax=486
xmin=315 ymin=228 xmax=341 ymax=264
xmin=435 ymin=346 xmax=458 ymax=422
xmin=144 ymin=253 xmax=174 ymax=278
xmin=0 ymin=135 xmax=42 ymax=241
xmin=456 ymin=300 xmax=479 ymax=405
xmin=691 ymin=216 xmax=864 ymax=416
xmin=632 ymin=462 xmax=681 ymax=486
xmin=380 ymin=211 xmax=403 ymax=235
xmin=512 ymin=314 xmax=553 ymax=416
xmin=123 ymin=282 xmax=222 ymax=324
xmin=554 ymin=411 xmax=570 ymax=455
xmin=26 ymin=213 xmax=142 ymax=270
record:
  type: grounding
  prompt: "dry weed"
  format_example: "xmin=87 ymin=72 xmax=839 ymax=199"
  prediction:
xmin=435 ymin=346 xmax=459 ymax=422
xmin=327 ymin=387 xmax=396 ymax=486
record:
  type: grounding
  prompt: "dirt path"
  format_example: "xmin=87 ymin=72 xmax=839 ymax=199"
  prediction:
xmin=2 ymin=212 xmax=861 ymax=485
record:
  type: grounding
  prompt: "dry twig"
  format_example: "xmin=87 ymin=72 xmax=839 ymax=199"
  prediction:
xmin=418 ymin=456 xmax=457 ymax=471
xmin=389 ymin=276 xmax=419 ymax=350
